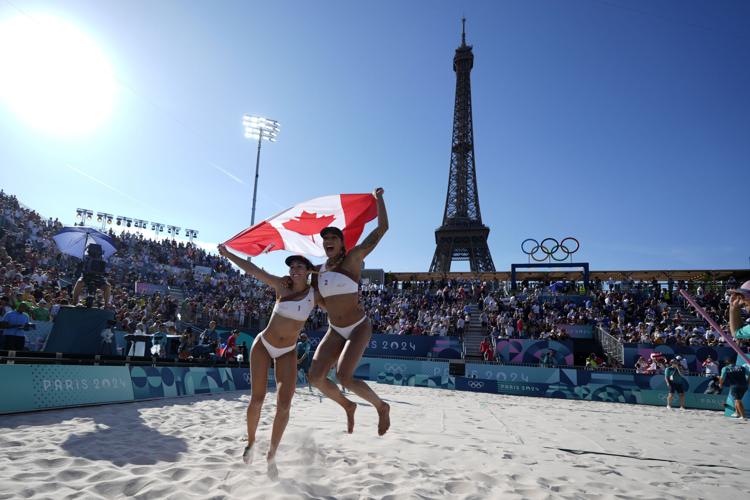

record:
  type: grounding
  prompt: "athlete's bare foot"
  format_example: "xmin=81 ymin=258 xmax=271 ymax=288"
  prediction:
xmin=267 ymin=445 xmax=277 ymax=462
xmin=377 ymin=402 xmax=390 ymax=436
xmin=242 ymin=443 xmax=254 ymax=464
xmin=345 ymin=401 xmax=357 ymax=434
xmin=267 ymin=460 xmax=279 ymax=480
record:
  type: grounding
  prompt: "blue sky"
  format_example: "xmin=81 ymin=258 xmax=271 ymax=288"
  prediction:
xmin=1 ymin=0 xmax=748 ymax=276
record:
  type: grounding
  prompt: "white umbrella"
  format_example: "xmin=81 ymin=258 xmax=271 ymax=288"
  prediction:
xmin=52 ymin=226 xmax=117 ymax=260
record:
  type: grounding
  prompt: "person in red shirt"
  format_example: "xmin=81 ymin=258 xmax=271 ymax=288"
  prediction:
xmin=479 ymin=337 xmax=494 ymax=361
xmin=221 ymin=329 xmax=239 ymax=361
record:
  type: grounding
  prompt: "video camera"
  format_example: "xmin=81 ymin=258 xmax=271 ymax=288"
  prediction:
xmin=81 ymin=243 xmax=107 ymax=289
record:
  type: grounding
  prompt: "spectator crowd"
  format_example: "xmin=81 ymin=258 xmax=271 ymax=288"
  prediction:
xmin=1 ymin=189 xmax=748 ymax=369
xmin=0 ymin=190 xmax=284 ymax=355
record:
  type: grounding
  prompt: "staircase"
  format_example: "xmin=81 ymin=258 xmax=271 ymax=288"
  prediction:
xmin=594 ymin=326 xmax=624 ymax=366
xmin=463 ymin=304 xmax=486 ymax=361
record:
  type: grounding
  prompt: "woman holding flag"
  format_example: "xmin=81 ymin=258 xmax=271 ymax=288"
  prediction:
xmin=217 ymin=245 xmax=317 ymax=464
xmin=308 ymin=187 xmax=391 ymax=436
xmin=222 ymin=188 xmax=390 ymax=435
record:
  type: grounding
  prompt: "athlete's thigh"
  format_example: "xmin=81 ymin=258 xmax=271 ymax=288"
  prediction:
xmin=250 ymin=337 xmax=271 ymax=398
xmin=310 ymin=327 xmax=346 ymax=372
xmin=336 ymin=320 xmax=372 ymax=377
xmin=274 ymin=350 xmax=297 ymax=403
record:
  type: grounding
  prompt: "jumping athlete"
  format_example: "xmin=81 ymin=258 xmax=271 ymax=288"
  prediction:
xmin=308 ymin=187 xmax=391 ymax=435
xmin=218 ymin=245 xmax=317 ymax=463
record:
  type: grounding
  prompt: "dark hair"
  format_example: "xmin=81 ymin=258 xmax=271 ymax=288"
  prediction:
xmin=285 ymin=255 xmax=314 ymax=270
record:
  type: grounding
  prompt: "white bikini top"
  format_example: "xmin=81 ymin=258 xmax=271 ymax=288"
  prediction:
xmin=272 ymin=287 xmax=315 ymax=321
xmin=318 ymin=262 xmax=359 ymax=297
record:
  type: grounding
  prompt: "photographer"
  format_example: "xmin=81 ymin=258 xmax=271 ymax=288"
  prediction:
xmin=71 ymin=243 xmax=111 ymax=308
xmin=1 ymin=301 xmax=31 ymax=350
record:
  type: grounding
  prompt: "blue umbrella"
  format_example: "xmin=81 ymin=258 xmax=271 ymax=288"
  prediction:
xmin=53 ymin=226 xmax=117 ymax=260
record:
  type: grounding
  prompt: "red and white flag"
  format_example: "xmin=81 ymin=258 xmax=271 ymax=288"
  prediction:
xmin=224 ymin=193 xmax=377 ymax=257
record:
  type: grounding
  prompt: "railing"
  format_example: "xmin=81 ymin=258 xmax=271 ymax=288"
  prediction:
xmin=594 ymin=325 xmax=624 ymax=366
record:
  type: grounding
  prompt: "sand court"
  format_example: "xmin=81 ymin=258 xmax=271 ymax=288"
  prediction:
xmin=1 ymin=382 xmax=749 ymax=499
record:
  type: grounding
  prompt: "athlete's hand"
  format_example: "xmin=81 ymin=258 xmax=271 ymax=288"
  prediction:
xmin=217 ymin=244 xmax=229 ymax=257
xmin=730 ymin=293 xmax=745 ymax=310
xmin=373 ymin=187 xmax=384 ymax=198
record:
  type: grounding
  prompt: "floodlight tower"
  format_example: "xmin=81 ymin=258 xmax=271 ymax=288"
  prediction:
xmin=242 ymin=114 xmax=280 ymax=225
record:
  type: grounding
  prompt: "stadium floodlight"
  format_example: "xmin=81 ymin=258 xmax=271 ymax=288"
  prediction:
xmin=95 ymin=212 xmax=113 ymax=230
xmin=185 ymin=228 xmax=198 ymax=242
xmin=75 ymin=208 xmax=92 ymax=225
xmin=243 ymin=114 xmax=280 ymax=226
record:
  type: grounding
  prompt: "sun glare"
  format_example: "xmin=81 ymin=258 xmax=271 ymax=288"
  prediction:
xmin=0 ymin=14 xmax=116 ymax=137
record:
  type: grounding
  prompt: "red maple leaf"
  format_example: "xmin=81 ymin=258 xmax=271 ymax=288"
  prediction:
xmin=282 ymin=211 xmax=336 ymax=235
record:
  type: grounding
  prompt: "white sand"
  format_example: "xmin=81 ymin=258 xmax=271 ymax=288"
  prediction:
xmin=1 ymin=382 xmax=749 ymax=499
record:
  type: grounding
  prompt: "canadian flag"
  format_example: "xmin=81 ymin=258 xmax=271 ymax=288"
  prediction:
xmin=224 ymin=194 xmax=377 ymax=257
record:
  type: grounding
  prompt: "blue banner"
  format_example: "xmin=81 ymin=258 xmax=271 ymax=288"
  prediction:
xmin=461 ymin=363 xmax=728 ymax=411
xmin=306 ymin=332 xmax=461 ymax=359
xmin=129 ymin=366 xmax=246 ymax=400
xmin=0 ymin=365 xmax=133 ymax=413
xmin=494 ymin=339 xmax=575 ymax=366
xmin=354 ymin=357 xmax=451 ymax=388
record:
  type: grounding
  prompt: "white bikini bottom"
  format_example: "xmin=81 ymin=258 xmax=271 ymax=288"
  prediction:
xmin=330 ymin=316 xmax=367 ymax=340
xmin=254 ymin=332 xmax=296 ymax=359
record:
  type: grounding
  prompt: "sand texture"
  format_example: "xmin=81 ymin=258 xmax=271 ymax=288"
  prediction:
xmin=1 ymin=382 xmax=749 ymax=499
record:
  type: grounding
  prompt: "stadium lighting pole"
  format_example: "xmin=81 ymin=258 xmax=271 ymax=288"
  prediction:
xmin=243 ymin=114 xmax=280 ymax=226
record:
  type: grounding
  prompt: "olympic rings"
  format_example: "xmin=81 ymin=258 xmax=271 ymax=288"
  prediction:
xmin=521 ymin=237 xmax=580 ymax=261
xmin=468 ymin=380 xmax=485 ymax=389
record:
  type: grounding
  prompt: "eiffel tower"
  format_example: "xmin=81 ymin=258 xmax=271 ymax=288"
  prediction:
xmin=429 ymin=19 xmax=495 ymax=273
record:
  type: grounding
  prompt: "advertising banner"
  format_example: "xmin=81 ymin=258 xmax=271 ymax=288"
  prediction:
xmin=494 ymin=339 xmax=575 ymax=366
xmin=0 ymin=365 xmax=133 ymax=414
xmin=306 ymin=332 xmax=461 ymax=359
xmin=355 ymin=357 xmax=451 ymax=388
xmin=461 ymin=364 xmax=727 ymax=410
xmin=129 ymin=366 xmax=244 ymax=400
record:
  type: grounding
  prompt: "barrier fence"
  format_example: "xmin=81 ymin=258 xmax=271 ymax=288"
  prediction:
xmin=1 ymin=357 xmax=738 ymax=415
xmin=462 ymin=363 xmax=727 ymax=411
